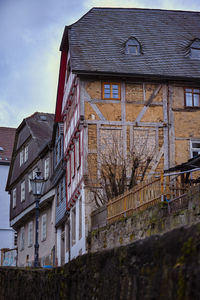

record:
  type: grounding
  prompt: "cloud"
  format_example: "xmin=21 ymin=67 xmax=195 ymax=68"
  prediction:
xmin=0 ymin=0 xmax=87 ymax=128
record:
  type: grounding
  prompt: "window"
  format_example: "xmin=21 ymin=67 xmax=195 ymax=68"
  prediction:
xmin=102 ymin=82 xmax=120 ymax=100
xmin=79 ymin=197 xmax=82 ymax=240
xmin=24 ymin=146 xmax=28 ymax=162
xmin=125 ymin=37 xmax=141 ymax=55
xmin=185 ymin=88 xmax=200 ymax=107
xmin=28 ymin=222 xmax=33 ymax=247
xmin=20 ymin=145 xmax=28 ymax=166
xmin=28 ymin=173 xmax=32 ymax=192
xmin=67 ymin=159 xmax=71 ymax=186
xmin=71 ymin=149 xmax=75 ymax=178
xmin=72 ymin=207 xmax=76 ymax=246
xmin=13 ymin=188 xmax=16 ymax=208
xmin=41 ymin=214 xmax=47 ymax=241
xmin=44 ymin=157 xmax=50 ymax=180
xmin=76 ymin=137 xmax=80 ymax=169
xmin=20 ymin=227 xmax=25 ymax=251
xmin=190 ymin=39 xmax=200 ymax=59
xmin=20 ymin=150 xmax=24 ymax=166
xmin=21 ymin=181 xmax=25 ymax=202
xmin=190 ymin=141 xmax=200 ymax=158
xmin=66 ymin=223 xmax=69 ymax=252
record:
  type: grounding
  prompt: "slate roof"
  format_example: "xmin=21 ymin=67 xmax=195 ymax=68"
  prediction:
xmin=25 ymin=112 xmax=54 ymax=151
xmin=0 ymin=127 xmax=16 ymax=163
xmin=64 ymin=8 xmax=200 ymax=80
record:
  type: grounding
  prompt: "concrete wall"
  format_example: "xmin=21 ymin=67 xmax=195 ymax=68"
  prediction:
xmin=88 ymin=184 xmax=200 ymax=253
xmin=0 ymin=164 xmax=14 ymax=250
xmin=1 ymin=222 xmax=200 ymax=299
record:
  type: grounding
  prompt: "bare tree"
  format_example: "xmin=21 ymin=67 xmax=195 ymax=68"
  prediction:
xmin=89 ymin=128 xmax=156 ymax=208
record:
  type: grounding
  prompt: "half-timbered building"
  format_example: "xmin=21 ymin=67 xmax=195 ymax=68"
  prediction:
xmin=55 ymin=8 xmax=200 ymax=261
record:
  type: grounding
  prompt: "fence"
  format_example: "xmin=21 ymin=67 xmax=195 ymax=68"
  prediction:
xmin=107 ymin=169 xmax=200 ymax=224
xmin=107 ymin=177 xmax=161 ymax=223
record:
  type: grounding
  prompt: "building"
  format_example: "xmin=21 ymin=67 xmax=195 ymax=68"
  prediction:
xmin=0 ymin=127 xmax=16 ymax=265
xmin=55 ymin=7 xmax=200 ymax=261
xmin=6 ymin=112 xmax=55 ymax=267
xmin=51 ymin=122 xmax=67 ymax=266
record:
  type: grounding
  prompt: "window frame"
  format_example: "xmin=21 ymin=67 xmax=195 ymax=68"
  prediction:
xmin=44 ymin=157 xmax=50 ymax=180
xmin=190 ymin=140 xmax=200 ymax=158
xmin=13 ymin=188 xmax=16 ymax=208
xmin=67 ymin=158 xmax=71 ymax=186
xmin=102 ymin=82 xmax=121 ymax=100
xmin=72 ymin=207 xmax=76 ymax=246
xmin=184 ymin=88 xmax=200 ymax=108
xmin=41 ymin=214 xmax=47 ymax=242
xmin=28 ymin=221 xmax=33 ymax=247
xmin=20 ymin=227 xmax=25 ymax=251
xmin=21 ymin=181 xmax=25 ymax=202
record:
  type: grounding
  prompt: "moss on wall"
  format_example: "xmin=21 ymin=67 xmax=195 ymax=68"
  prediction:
xmin=1 ymin=223 xmax=200 ymax=300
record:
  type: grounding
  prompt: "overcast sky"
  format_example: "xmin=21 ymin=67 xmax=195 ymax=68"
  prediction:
xmin=0 ymin=0 xmax=199 ymax=128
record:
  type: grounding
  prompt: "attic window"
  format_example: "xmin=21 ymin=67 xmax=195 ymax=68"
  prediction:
xmin=190 ymin=39 xmax=200 ymax=59
xmin=125 ymin=38 xmax=140 ymax=55
xmin=40 ymin=115 xmax=47 ymax=121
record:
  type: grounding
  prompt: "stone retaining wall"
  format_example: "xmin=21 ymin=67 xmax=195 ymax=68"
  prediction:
xmin=1 ymin=223 xmax=200 ymax=299
xmin=88 ymin=185 xmax=200 ymax=252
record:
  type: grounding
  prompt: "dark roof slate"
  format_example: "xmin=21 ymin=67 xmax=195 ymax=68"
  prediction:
xmin=66 ymin=8 xmax=200 ymax=80
xmin=0 ymin=127 xmax=16 ymax=163
xmin=25 ymin=112 xmax=54 ymax=151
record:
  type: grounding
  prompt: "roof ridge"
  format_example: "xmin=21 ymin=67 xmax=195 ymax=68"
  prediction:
xmin=91 ymin=7 xmax=200 ymax=14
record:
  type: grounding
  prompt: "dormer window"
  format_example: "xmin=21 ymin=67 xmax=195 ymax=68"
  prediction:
xmin=125 ymin=38 xmax=141 ymax=55
xmin=190 ymin=39 xmax=200 ymax=59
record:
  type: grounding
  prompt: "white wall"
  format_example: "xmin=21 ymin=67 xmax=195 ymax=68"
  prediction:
xmin=65 ymin=187 xmax=86 ymax=263
xmin=0 ymin=164 xmax=14 ymax=250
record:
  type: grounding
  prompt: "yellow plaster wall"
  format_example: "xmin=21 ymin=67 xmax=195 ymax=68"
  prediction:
xmin=175 ymin=140 xmax=189 ymax=165
xmin=174 ymin=111 xmax=200 ymax=138
xmin=96 ymin=103 xmax=122 ymax=121
xmin=145 ymin=84 xmax=163 ymax=102
xmin=125 ymin=83 xmax=143 ymax=102
xmin=141 ymin=107 xmax=163 ymax=122
xmin=88 ymin=125 xmax=97 ymax=150
xmin=88 ymin=154 xmax=97 ymax=180
xmin=85 ymin=102 xmax=100 ymax=120
xmin=85 ymin=81 xmax=101 ymax=99
xmin=172 ymin=86 xmax=184 ymax=109
xmin=126 ymin=104 xmax=143 ymax=122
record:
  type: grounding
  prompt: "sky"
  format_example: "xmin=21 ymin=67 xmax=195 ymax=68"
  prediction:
xmin=0 ymin=0 xmax=199 ymax=128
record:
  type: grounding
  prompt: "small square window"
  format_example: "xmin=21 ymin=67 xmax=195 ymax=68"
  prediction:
xmin=102 ymin=82 xmax=120 ymax=100
xmin=190 ymin=140 xmax=200 ymax=158
xmin=185 ymin=88 xmax=200 ymax=107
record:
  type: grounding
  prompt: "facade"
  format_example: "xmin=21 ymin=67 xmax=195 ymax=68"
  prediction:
xmin=0 ymin=127 xmax=16 ymax=265
xmin=55 ymin=8 xmax=200 ymax=262
xmin=6 ymin=112 xmax=56 ymax=267
xmin=51 ymin=122 xmax=67 ymax=266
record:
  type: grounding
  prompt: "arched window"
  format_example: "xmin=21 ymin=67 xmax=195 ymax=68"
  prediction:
xmin=125 ymin=38 xmax=141 ymax=55
xmin=190 ymin=39 xmax=200 ymax=59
